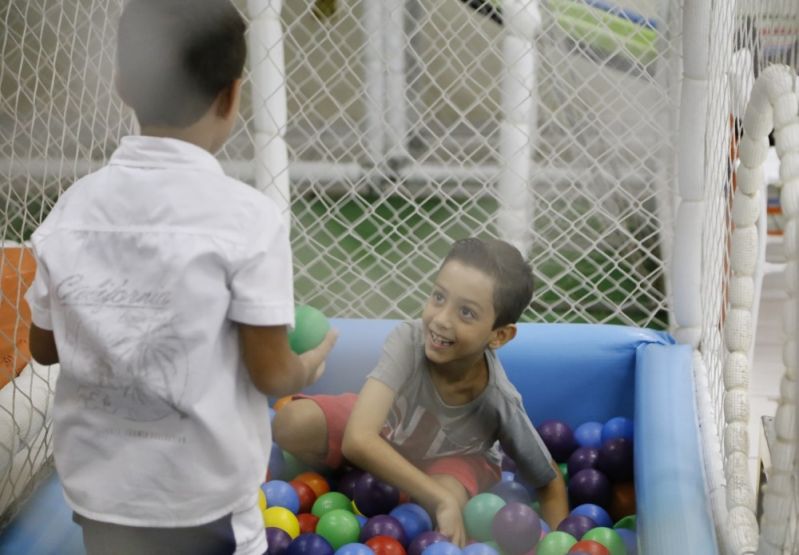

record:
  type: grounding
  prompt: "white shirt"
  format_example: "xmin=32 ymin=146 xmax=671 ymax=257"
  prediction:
xmin=26 ymin=136 xmax=293 ymax=530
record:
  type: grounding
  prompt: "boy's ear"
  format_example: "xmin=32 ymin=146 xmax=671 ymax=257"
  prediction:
xmin=489 ymin=323 xmax=517 ymax=349
xmin=216 ymin=78 xmax=242 ymax=119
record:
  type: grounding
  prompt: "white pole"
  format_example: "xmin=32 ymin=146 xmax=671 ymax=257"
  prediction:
xmin=384 ymin=0 xmax=408 ymax=164
xmin=247 ymin=0 xmax=290 ymax=220
xmin=362 ymin=0 xmax=386 ymax=167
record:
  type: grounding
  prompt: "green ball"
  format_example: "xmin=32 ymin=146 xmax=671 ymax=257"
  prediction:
xmin=535 ymin=531 xmax=577 ymax=555
xmin=311 ymin=491 xmax=352 ymax=517
xmin=463 ymin=492 xmax=506 ymax=541
xmin=582 ymin=527 xmax=627 ymax=555
xmin=614 ymin=514 xmax=636 ymax=530
xmin=288 ymin=304 xmax=330 ymax=354
xmin=558 ymin=462 xmax=569 ymax=483
xmin=280 ymin=451 xmax=311 ymax=480
xmin=315 ymin=508 xmax=361 ymax=549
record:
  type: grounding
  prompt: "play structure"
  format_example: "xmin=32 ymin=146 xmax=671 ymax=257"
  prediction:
xmin=1 ymin=0 xmax=799 ymax=553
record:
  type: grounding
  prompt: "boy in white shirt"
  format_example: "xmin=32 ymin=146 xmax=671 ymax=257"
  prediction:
xmin=25 ymin=1 xmax=336 ymax=553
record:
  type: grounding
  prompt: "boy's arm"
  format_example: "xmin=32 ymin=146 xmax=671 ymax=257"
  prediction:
xmin=239 ymin=324 xmax=337 ymax=397
xmin=29 ymin=323 xmax=59 ymax=365
xmin=342 ymin=378 xmax=467 ymax=546
xmin=535 ymin=461 xmax=569 ymax=529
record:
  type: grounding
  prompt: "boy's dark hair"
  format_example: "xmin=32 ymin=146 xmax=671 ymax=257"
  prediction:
xmin=116 ymin=0 xmax=247 ymax=127
xmin=440 ymin=237 xmax=534 ymax=328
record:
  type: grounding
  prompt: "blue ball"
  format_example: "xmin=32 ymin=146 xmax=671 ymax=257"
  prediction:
xmin=355 ymin=514 xmax=368 ymax=527
xmin=422 ymin=541 xmax=462 ymax=555
xmin=615 ymin=528 xmax=638 ymax=555
xmin=500 ymin=471 xmax=515 ymax=482
xmin=462 ymin=544 xmax=499 ymax=555
xmin=574 ymin=421 xmax=603 ymax=449
xmin=335 ymin=543 xmax=376 ymax=555
xmin=570 ymin=503 xmax=613 ymax=528
xmin=601 ymin=417 xmax=634 ymax=443
xmin=488 ymin=480 xmax=532 ymax=505
xmin=269 ymin=445 xmax=286 ymax=481
xmin=263 ymin=480 xmax=301 ymax=514
xmin=287 ymin=533 xmax=335 ymax=555
xmin=389 ymin=503 xmax=432 ymax=543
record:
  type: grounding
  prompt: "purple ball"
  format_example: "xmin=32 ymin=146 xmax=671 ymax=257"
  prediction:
xmin=491 ymin=502 xmax=541 ymax=555
xmin=596 ymin=438 xmax=634 ymax=483
xmin=574 ymin=422 xmax=603 ymax=449
xmin=556 ymin=514 xmax=597 ymax=539
xmin=567 ymin=447 xmax=599 ymax=478
xmin=287 ymin=533 xmax=334 ymax=555
xmin=359 ymin=514 xmax=407 ymax=546
xmin=488 ymin=480 xmax=532 ymax=505
xmin=568 ymin=469 xmax=612 ymax=509
xmin=336 ymin=468 xmax=365 ymax=500
xmin=266 ymin=527 xmax=292 ymax=554
xmin=408 ymin=531 xmax=449 ymax=555
xmin=537 ymin=420 xmax=578 ymax=462
xmin=389 ymin=503 xmax=433 ymax=543
xmin=353 ymin=472 xmax=400 ymax=517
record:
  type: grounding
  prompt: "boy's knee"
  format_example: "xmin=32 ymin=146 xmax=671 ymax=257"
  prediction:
xmin=272 ymin=399 xmax=325 ymax=450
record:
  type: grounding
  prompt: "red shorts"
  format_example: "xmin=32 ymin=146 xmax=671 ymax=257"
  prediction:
xmin=293 ymin=393 xmax=500 ymax=497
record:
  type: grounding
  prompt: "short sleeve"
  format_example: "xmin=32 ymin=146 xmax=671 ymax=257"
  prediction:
xmin=366 ymin=321 xmax=418 ymax=392
xmin=227 ymin=214 xmax=294 ymax=326
xmin=498 ymin=397 xmax=557 ymax=488
xmin=25 ymin=243 xmax=53 ymax=330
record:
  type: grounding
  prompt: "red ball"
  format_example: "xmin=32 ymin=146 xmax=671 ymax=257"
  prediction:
xmin=568 ymin=539 xmax=610 ymax=555
xmin=366 ymin=535 xmax=407 ymax=555
xmin=290 ymin=479 xmax=318 ymax=513
xmin=609 ymin=482 xmax=636 ymax=522
xmin=297 ymin=512 xmax=319 ymax=534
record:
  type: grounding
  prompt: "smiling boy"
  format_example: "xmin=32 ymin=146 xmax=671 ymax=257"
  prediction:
xmin=274 ymin=237 xmax=568 ymax=545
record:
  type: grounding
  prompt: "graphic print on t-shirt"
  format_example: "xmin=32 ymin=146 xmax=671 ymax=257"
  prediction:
xmin=58 ymin=274 xmax=188 ymax=422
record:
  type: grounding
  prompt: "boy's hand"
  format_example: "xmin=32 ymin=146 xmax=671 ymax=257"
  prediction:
xmin=435 ymin=495 xmax=466 ymax=547
xmin=298 ymin=329 xmax=338 ymax=387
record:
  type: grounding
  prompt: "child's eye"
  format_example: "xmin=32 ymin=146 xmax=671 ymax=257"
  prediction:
xmin=460 ymin=307 xmax=476 ymax=319
xmin=431 ymin=291 xmax=445 ymax=303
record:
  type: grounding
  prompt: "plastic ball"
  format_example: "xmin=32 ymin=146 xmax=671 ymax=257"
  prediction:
xmin=273 ymin=396 xmax=294 ymax=411
xmin=365 ymin=535 xmax=407 ymax=555
xmin=600 ymin=418 xmax=633 ymax=444
xmin=537 ymin=420 xmax=578 ymax=462
xmin=500 ymin=471 xmax=515 ymax=482
xmin=491 ymin=501 xmax=541 ymax=555
xmin=557 ymin=514 xmax=597 ymax=540
xmin=568 ymin=540 xmax=610 ymax=555
xmin=488 ymin=479 xmax=532 ymax=505
xmin=288 ymin=304 xmax=330 ymax=354
xmin=614 ymin=528 xmax=637 ymax=555
xmin=608 ymin=483 xmax=636 ymax=522
xmin=297 ymin=513 xmax=319 ymax=534
xmin=570 ymin=504 xmax=612 ymax=528
xmin=596 ymin=439 xmax=634 ymax=483
xmin=336 ymin=468 xmax=366 ymax=500
xmin=281 ymin=451 xmax=312 ymax=481
xmin=353 ymin=473 xmax=401 ymax=517
xmin=287 ymin=533 xmax=335 ymax=555
xmin=580 ymin=527 xmax=626 ymax=555
xmin=408 ymin=531 xmax=449 ymax=555
xmin=316 ymin=509 xmax=362 ymax=549
xmin=463 ymin=493 xmax=506 ymax=541
xmin=264 ymin=480 xmax=301 ymax=514
xmin=264 ymin=507 xmax=301 ymax=539
xmin=389 ymin=503 xmax=433 ymax=544
xmin=259 ymin=488 xmax=268 ymax=511
xmin=360 ymin=515 xmax=407 ymax=546
xmin=613 ymin=515 xmax=635 ymax=530
xmin=559 ymin=463 xmax=570 ymax=483
xmin=313 ymin=492 xmax=352 ymax=517
xmin=290 ymin=480 xmax=318 ymax=514
xmin=567 ymin=447 xmax=600 ymax=478
xmin=270 ymin=444 xmax=287 ymax=480
xmin=295 ymin=471 xmax=331 ymax=498
xmin=574 ymin=422 xmax=603 ymax=449
xmin=568 ymin=469 xmax=612 ymax=509
xmin=267 ymin=527 xmax=293 ymax=554
xmin=534 ymin=531 xmax=577 ymax=555
xmin=336 ymin=544 xmax=377 ymax=555
xmin=462 ymin=543 xmax=500 ymax=555
xmin=421 ymin=541 xmax=461 ymax=554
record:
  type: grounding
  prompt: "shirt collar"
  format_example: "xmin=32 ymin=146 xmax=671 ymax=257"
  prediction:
xmin=109 ymin=135 xmax=225 ymax=175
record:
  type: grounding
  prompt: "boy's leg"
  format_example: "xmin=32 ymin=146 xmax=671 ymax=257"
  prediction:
xmin=424 ymin=455 xmax=502 ymax=503
xmin=272 ymin=394 xmax=357 ymax=469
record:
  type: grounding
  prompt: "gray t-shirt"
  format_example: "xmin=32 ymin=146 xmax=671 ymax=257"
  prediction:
xmin=368 ymin=320 xmax=556 ymax=488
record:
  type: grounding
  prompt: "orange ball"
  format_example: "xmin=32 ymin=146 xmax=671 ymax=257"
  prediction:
xmin=273 ymin=396 xmax=294 ymax=411
xmin=297 ymin=512 xmax=319 ymax=534
xmin=366 ymin=535 xmax=406 ymax=555
xmin=294 ymin=471 xmax=331 ymax=498
xmin=569 ymin=539 xmax=610 ymax=555
xmin=609 ymin=482 xmax=636 ymax=522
